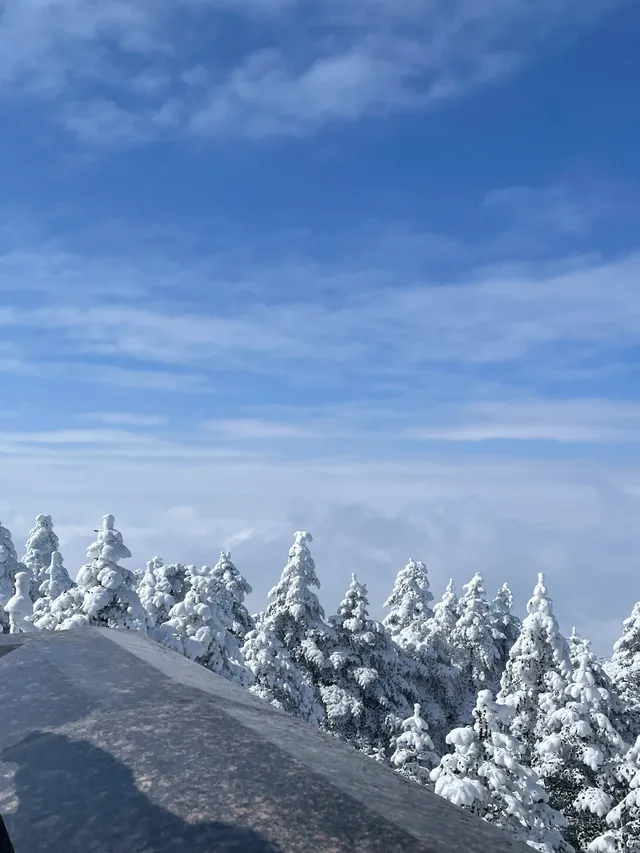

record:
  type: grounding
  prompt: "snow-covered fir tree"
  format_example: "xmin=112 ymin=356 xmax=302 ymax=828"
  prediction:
xmin=383 ymin=558 xmax=434 ymax=636
xmin=490 ymin=583 xmax=522 ymax=681
xmin=588 ymin=736 xmax=640 ymax=852
xmin=51 ymin=515 xmax=149 ymax=633
xmin=0 ymin=520 xmax=22 ymax=634
xmin=6 ymin=572 xmax=37 ymax=634
xmin=210 ymin=551 xmax=255 ymax=643
xmin=320 ymin=573 xmax=412 ymax=755
xmin=431 ymin=689 xmax=574 ymax=852
xmin=424 ymin=578 xmax=461 ymax=733
xmin=263 ymin=531 xmax=330 ymax=694
xmin=390 ymin=703 xmax=439 ymax=786
xmin=607 ymin=602 xmax=640 ymax=745
xmin=163 ymin=563 xmax=251 ymax=687
xmin=139 ymin=556 xmax=187 ymax=630
xmin=241 ymin=618 xmax=322 ymax=725
xmin=498 ymin=573 xmax=572 ymax=762
xmin=535 ymin=641 xmax=628 ymax=852
xmin=29 ymin=551 xmax=75 ymax=629
xmin=22 ymin=514 xmax=59 ymax=601
xmin=451 ymin=573 xmax=502 ymax=723
xmin=382 ymin=559 xmax=447 ymax=748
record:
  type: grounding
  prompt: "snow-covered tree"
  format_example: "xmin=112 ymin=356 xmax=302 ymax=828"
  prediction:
xmin=588 ymin=737 xmax=640 ymax=853
xmin=29 ymin=552 xmax=75 ymax=629
xmin=490 ymin=583 xmax=522 ymax=679
xmin=607 ymin=603 xmax=640 ymax=745
xmin=431 ymin=689 xmax=574 ymax=852
xmin=320 ymin=573 xmax=412 ymax=754
xmin=0 ymin=520 xmax=22 ymax=634
xmin=383 ymin=558 xmax=434 ymax=636
xmin=22 ymin=514 xmax=59 ymax=601
xmin=535 ymin=641 xmax=628 ymax=851
xmin=424 ymin=578 xmax=461 ymax=732
xmin=210 ymin=551 xmax=255 ymax=643
xmin=137 ymin=556 xmax=188 ymax=638
xmin=498 ymin=573 xmax=572 ymax=761
xmin=264 ymin=531 xmax=330 ymax=686
xmin=451 ymin=573 xmax=502 ymax=722
xmin=382 ymin=559 xmax=447 ymax=747
xmin=51 ymin=515 xmax=149 ymax=633
xmin=390 ymin=703 xmax=439 ymax=786
xmin=162 ymin=563 xmax=251 ymax=687
xmin=5 ymin=572 xmax=38 ymax=634
xmin=241 ymin=619 xmax=322 ymax=725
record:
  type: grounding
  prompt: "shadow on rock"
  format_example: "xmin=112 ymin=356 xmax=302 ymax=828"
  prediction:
xmin=2 ymin=731 xmax=283 ymax=852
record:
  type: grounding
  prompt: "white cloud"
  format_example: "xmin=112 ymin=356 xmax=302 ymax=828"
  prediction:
xmin=81 ymin=411 xmax=168 ymax=426
xmin=201 ymin=419 xmax=317 ymax=439
xmin=405 ymin=399 xmax=640 ymax=444
xmin=0 ymin=0 xmax=627 ymax=141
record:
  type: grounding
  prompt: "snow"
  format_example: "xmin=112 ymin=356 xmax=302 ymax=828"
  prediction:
xmin=0 ymin=520 xmax=23 ymax=633
xmin=21 ymin=514 xmax=59 ymax=601
xmin=5 ymin=572 xmax=37 ymax=633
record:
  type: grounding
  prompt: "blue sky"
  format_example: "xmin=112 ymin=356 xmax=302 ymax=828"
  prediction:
xmin=1 ymin=0 xmax=640 ymax=651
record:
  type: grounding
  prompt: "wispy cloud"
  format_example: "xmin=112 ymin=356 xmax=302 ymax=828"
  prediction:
xmin=0 ymin=0 xmax=627 ymax=143
xmin=201 ymin=419 xmax=317 ymax=439
xmin=81 ymin=411 xmax=168 ymax=427
xmin=404 ymin=399 xmax=640 ymax=444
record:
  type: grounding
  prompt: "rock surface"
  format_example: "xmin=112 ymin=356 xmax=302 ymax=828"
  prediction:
xmin=0 ymin=629 xmax=529 ymax=852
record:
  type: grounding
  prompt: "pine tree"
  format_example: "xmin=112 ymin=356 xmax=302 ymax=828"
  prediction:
xmin=498 ymin=573 xmax=572 ymax=762
xmin=383 ymin=558 xmax=434 ymax=636
xmin=490 ymin=583 xmax=521 ymax=680
xmin=382 ymin=558 xmax=447 ymax=748
xmin=22 ymin=514 xmax=59 ymax=601
xmin=264 ymin=531 xmax=330 ymax=688
xmin=53 ymin=515 xmax=149 ymax=633
xmin=390 ymin=703 xmax=439 ymax=786
xmin=210 ymin=551 xmax=255 ymax=643
xmin=5 ymin=572 xmax=38 ymax=634
xmin=431 ymin=689 xmax=574 ymax=852
xmin=425 ymin=578 xmax=461 ymax=733
xmin=535 ymin=641 xmax=628 ymax=851
xmin=0 ymin=520 xmax=22 ymax=634
xmin=451 ymin=573 xmax=501 ymax=723
xmin=29 ymin=552 xmax=75 ymax=629
xmin=588 ymin=737 xmax=640 ymax=852
xmin=607 ymin=602 xmax=640 ymax=745
xmin=163 ymin=564 xmax=251 ymax=687
xmin=241 ymin=619 xmax=322 ymax=725
xmin=139 ymin=556 xmax=188 ymax=631
xmin=320 ymin=573 xmax=412 ymax=754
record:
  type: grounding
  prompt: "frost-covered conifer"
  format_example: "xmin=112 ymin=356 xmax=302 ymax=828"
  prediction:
xmin=431 ymin=689 xmax=573 ymax=852
xmin=163 ymin=564 xmax=251 ymax=687
xmin=498 ymin=573 xmax=572 ymax=761
xmin=22 ymin=514 xmax=59 ymax=601
xmin=383 ymin=558 xmax=434 ymax=636
xmin=29 ymin=552 xmax=75 ymax=630
xmin=535 ymin=642 xmax=628 ymax=852
xmin=0 ymin=520 xmax=22 ymax=633
xmin=451 ymin=573 xmax=502 ymax=722
xmin=424 ymin=578 xmax=461 ymax=731
xmin=588 ymin=736 xmax=640 ymax=852
xmin=390 ymin=703 xmax=439 ymax=786
xmin=607 ymin=603 xmax=640 ymax=744
xmin=382 ymin=559 xmax=447 ymax=747
xmin=241 ymin=619 xmax=322 ymax=725
xmin=264 ymin=531 xmax=330 ymax=684
xmin=6 ymin=572 xmax=37 ymax=634
xmin=320 ymin=573 xmax=411 ymax=754
xmin=52 ymin=515 xmax=149 ymax=633
xmin=210 ymin=551 xmax=254 ymax=642
xmin=137 ymin=555 xmax=188 ymax=636
xmin=490 ymin=584 xmax=521 ymax=678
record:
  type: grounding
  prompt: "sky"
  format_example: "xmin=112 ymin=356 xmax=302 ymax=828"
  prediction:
xmin=1 ymin=0 xmax=640 ymax=654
